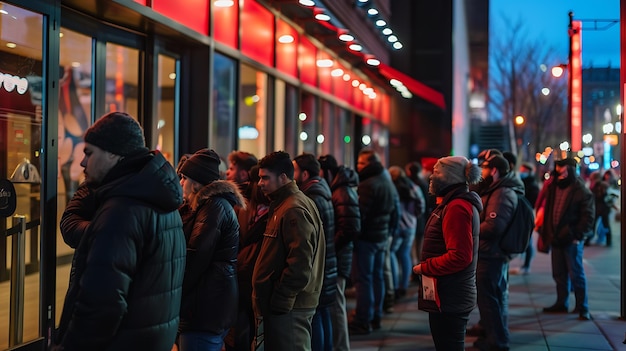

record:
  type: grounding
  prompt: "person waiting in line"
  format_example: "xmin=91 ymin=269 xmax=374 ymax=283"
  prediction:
xmin=293 ymin=153 xmax=337 ymax=351
xmin=318 ymin=154 xmax=361 ymax=351
xmin=225 ymin=165 xmax=269 ymax=351
xmin=55 ymin=112 xmax=186 ymax=351
xmin=388 ymin=165 xmax=424 ymax=300
xmin=540 ymin=158 xmax=594 ymax=321
xmin=412 ymin=156 xmax=482 ymax=350
xmin=177 ymin=148 xmax=245 ymax=351
xmin=252 ymin=151 xmax=326 ymax=351
xmin=348 ymin=149 xmax=399 ymax=335
xmin=469 ymin=154 xmax=524 ymax=351
xmin=226 ymin=150 xmax=258 ymax=197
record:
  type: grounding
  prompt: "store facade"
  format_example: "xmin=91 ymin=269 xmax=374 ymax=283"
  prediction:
xmin=0 ymin=0 xmax=405 ymax=349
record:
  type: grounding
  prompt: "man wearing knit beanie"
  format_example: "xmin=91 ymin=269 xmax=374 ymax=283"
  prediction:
xmin=81 ymin=112 xmax=149 ymax=187
xmin=56 ymin=112 xmax=185 ymax=351
xmin=467 ymin=153 xmax=525 ymax=350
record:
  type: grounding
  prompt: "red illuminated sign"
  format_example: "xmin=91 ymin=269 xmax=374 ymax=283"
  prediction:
xmin=570 ymin=20 xmax=582 ymax=151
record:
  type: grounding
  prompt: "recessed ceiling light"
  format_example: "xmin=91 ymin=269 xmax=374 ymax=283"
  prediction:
xmin=299 ymin=0 xmax=315 ymax=6
xmin=339 ymin=34 xmax=354 ymax=42
xmin=367 ymin=8 xmax=378 ymax=15
xmin=316 ymin=59 xmax=333 ymax=68
xmin=382 ymin=28 xmax=393 ymax=35
xmin=393 ymin=42 xmax=403 ymax=49
xmin=214 ymin=0 xmax=234 ymax=7
xmin=366 ymin=58 xmax=380 ymax=66
xmin=375 ymin=19 xmax=386 ymax=27
xmin=349 ymin=44 xmax=362 ymax=51
xmin=315 ymin=13 xmax=330 ymax=21
xmin=6 ymin=42 xmax=16 ymax=49
xmin=387 ymin=35 xmax=398 ymax=43
xmin=278 ymin=34 xmax=295 ymax=44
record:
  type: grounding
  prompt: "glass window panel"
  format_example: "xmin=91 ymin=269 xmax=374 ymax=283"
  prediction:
xmin=57 ymin=27 xmax=93 ymax=328
xmin=154 ymin=54 xmax=177 ymax=165
xmin=283 ymin=83 xmax=298 ymax=155
xmin=320 ymin=99 xmax=333 ymax=157
xmin=0 ymin=3 xmax=43 ymax=348
xmin=239 ymin=64 xmax=267 ymax=157
xmin=212 ymin=53 xmax=236 ymax=160
xmin=273 ymin=79 xmax=286 ymax=152
xmin=105 ymin=43 xmax=139 ymax=118
xmin=343 ymin=112 xmax=354 ymax=167
xmin=299 ymin=92 xmax=317 ymax=154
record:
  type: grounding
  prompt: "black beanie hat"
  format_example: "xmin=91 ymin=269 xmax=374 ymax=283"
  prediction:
xmin=84 ymin=112 xmax=148 ymax=156
xmin=179 ymin=148 xmax=221 ymax=185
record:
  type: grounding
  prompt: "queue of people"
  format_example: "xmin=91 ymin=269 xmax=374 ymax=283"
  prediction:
xmin=54 ymin=111 xmax=610 ymax=351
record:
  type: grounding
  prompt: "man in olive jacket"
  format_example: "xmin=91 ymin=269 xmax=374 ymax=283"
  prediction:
xmin=56 ymin=112 xmax=186 ymax=351
xmin=253 ymin=151 xmax=326 ymax=351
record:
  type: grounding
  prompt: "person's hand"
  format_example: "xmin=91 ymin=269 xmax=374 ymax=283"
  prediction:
xmin=171 ymin=343 xmax=178 ymax=351
xmin=412 ymin=264 xmax=422 ymax=274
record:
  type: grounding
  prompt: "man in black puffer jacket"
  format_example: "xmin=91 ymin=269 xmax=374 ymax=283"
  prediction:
xmin=56 ymin=112 xmax=186 ymax=351
xmin=349 ymin=149 xmax=399 ymax=335
xmin=319 ymin=154 xmax=361 ymax=351
xmin=293 ymin=153 xmax=337 ymax=351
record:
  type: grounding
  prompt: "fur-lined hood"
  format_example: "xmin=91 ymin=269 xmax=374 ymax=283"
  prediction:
xmin=190 ymin=180 xmax=246 ymax=212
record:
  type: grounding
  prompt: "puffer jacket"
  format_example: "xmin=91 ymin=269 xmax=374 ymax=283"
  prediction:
xmin=179 ymin=180 xmax=245 ymax=334
xmin=252 ymin=181 xmax=325 ymax=316
xmin=419 ymin=184 xmax=483 ymax=314
xmin=56 ymin=150 xmax=186 ymax=351
xmin=300 ymin=176 xmax=337 ymax=307
xmin=329 ymin=166 xmax=360 ymax=279
xmin=479 ymin=171 xmax=525 ymax=259
xmin=357 ymin=163 xmax=399 ymax=243
xmin=541 ymin=176 xmax=595 ymax=246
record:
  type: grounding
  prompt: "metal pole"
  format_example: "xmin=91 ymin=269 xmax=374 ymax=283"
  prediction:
xmin=9 ymin=215 xmax=26 ymax=346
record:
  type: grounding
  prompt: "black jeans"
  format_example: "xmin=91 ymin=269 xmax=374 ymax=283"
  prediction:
xmin=428 ymin=311 xmax=470 ymax=350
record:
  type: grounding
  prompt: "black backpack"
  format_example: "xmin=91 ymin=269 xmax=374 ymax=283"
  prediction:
xmin=499 ymin=193 xmax=535 ymax=255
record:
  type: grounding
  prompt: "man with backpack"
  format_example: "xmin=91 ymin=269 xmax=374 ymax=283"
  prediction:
xmin=468 ymin=154 xmax=525 ymax=351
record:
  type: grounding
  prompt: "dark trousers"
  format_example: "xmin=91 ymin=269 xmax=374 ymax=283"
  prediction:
xmin=476 ymin=257 xmax=510 ymax=349
xmin=428 ymin=312 xmax=470 ymax=350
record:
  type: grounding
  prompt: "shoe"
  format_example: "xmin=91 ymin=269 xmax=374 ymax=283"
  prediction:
xmin=578 ymin=311 xmax=591 ymax=320
xmin=519 ymin=267 xmax=530 ymax=275
xmin=371 ymin=316 xmax=381 ymax=330
xmin=543 ymin=304 xmax=568 ymax=313
xmin=466 ymin=324 xmax=486 ymax=337
xmin=348 ymin=320 xmax=371 ymax=335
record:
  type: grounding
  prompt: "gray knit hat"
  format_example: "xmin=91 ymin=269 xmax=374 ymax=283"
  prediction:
xmin=84 ymin=112 xmax=148 ymax=156
xmin=435 ymin=156 xmax=481 ymax=186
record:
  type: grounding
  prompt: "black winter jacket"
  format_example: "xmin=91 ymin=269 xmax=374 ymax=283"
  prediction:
xmin=179 ymin=180 xmax=245 ymax=334
xmin=329 ymin=166 xmax=360 ymax=279
xmin=419 ymin=185 xmax=482 ymax=314
xmin=479 ymin=172 xmax=525 ymax=259
xmin=57 ymin=151 xmax=186 ymax=351
xmin=300 ymin=176 xmax=337 ymax=307
xmin=542 ymin=175 xmax=595 ymax=246
xmin=357 ymin=163 xmax=399 ymax=243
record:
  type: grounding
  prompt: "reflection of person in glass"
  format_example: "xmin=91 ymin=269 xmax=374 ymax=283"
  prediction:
xmin=54 ymin=112 xmax=186 ymax=351
xmin=412 ymin=156 xmax=482 ymax=351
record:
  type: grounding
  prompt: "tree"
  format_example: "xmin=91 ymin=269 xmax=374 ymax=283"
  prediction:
xmin=489 ymin=15 xmax=569 ymax=163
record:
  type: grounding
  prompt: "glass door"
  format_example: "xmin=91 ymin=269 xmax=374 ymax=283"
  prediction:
xmin=0 ymin=2 xmax=43 ymax=349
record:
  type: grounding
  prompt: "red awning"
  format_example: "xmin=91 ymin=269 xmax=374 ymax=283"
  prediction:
xmin=377 ymin=63 xmax=446 ymax=110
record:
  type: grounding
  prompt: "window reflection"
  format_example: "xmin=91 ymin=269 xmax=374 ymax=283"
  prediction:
xmin=155 ymin=54 xmax=177 ymax=165
xmin=105 ymin=43 xmax=139 ymax=117
xmin=239 ymin=64 xmax=267 ymax=157
xmin=299 ymin=92 xmax=317 ymax=154
xmin=212 ymin=53 xmax=236 ymax=159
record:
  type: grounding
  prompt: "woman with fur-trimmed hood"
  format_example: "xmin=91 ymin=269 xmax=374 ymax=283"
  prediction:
xmin=177 ymin=148 xmax=246 ymax=351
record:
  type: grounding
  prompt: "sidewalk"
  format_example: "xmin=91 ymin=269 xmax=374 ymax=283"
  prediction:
xmin=348 ymin=226 xmax=626 ymax=350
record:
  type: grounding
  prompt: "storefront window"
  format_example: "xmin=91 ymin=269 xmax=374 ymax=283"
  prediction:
xmin=341 ymin=110 xmax=355 ymax=167
xmin=154 ymin=54 xmax=177 ymax=165
xmin=319 ymin=99 xmax=333 ymax=157
xmin=212 ymin=52 xmax=236 ymax=160
xmin=0 ymin=3 xmax=43 ymax=348
xmin=105 ymin=43 xmax=139 ymax=118
xmin=283 ymin=83 xmax=298 ymax=155
xmin=238 ymin=63 xmax=267 ymax=158
xmin=299 ymin=92 xmax=317 ymax=155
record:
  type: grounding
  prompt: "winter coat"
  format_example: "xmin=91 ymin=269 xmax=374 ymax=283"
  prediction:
xmin=179 ymin=180 xmax=245 ymax=335
xmin=56 ymin=151 xmax=186 ymax=351
xmin=357 ymin=163 xmax=400 ymax=243
xmin=541 ymin=176 xmax=595 ymax=246
xmin=329 ymin=166 xmax=360 ymax=279
xmin=252 ymin=181 xmax=325 ymax=316
xmin=479 ymin=172 xmax=526 ymax=259
xmin=300 ymin=176 xmax=337 ymax=307
xmin=419 ymin=184 xmax=483 ymax=314
xmin=393 ymin=175 xmax=425 ymax=230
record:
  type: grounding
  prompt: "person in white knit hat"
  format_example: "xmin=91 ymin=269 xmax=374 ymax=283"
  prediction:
xmin=412 ymin=156 xmax=482 ymax=350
